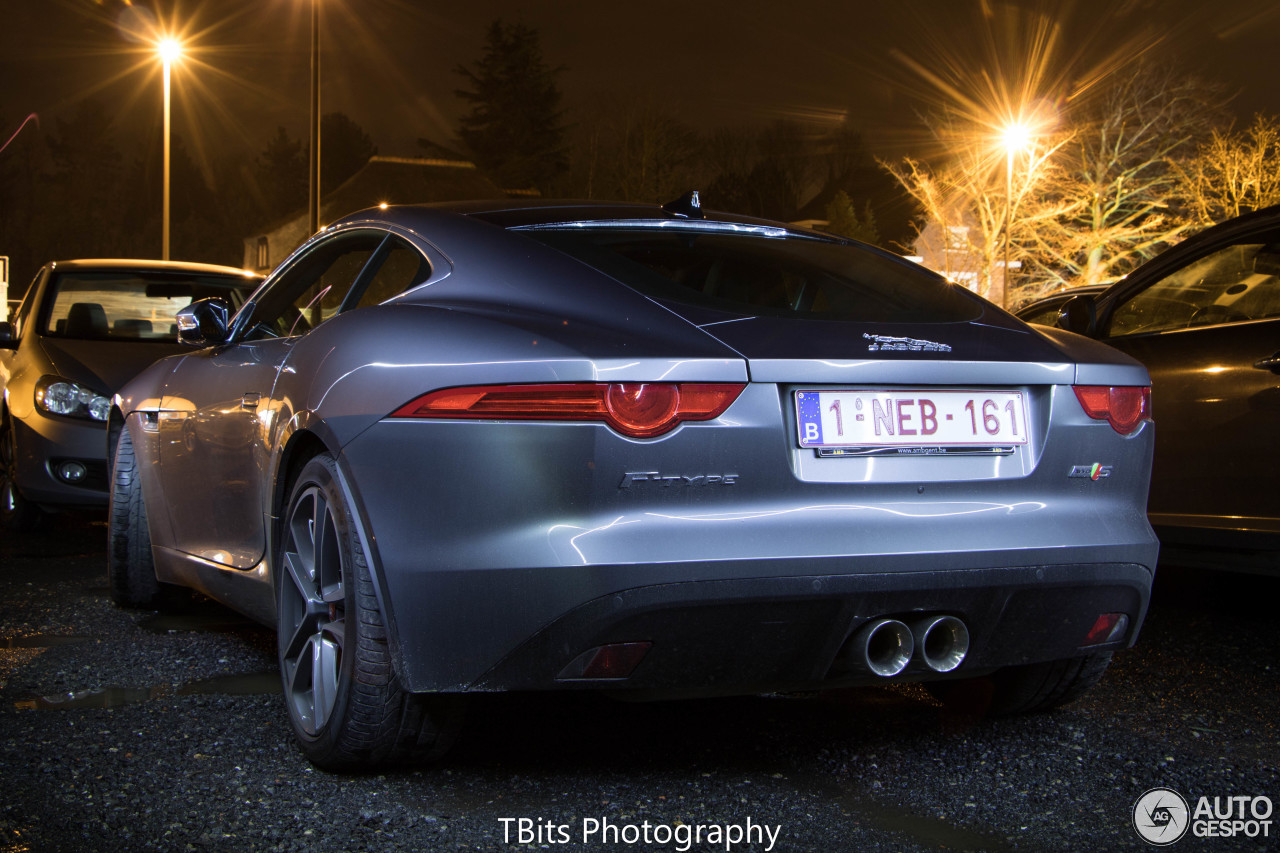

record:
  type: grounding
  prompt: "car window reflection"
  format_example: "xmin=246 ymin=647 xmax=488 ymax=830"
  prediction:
xmin=41 ymin=272 xmax=252 ymax=342
xmin=1108 ymin=241 xmax=1280 ymax=337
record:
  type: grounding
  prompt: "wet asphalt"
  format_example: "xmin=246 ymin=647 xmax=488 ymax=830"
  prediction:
xmin=0 ymin=513 xmax=1277 ymax=853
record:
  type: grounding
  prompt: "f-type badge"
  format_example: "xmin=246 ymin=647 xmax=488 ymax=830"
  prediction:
xmin=1069 ymin=463 xmax=1113 ymax=480
xmin=863 ymin=333 xmax=952 ymax=353
xmin=620 ymin=472 xmax=739 ymax=489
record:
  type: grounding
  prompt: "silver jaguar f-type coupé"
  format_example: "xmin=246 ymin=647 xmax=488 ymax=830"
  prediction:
xmin=109 ymin=195 xmax=1158 ymax=770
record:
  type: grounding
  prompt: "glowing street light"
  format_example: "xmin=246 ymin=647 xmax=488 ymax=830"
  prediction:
xmin=157 ymin=36 xmax=183 ymax=261
xmin=999 ymin=121 xmax=1034 ymax=306
xmin=308 ymin=0 xmax=321 ymax=236
xmin=1001 ymin=122 xmax=1032 ymax=156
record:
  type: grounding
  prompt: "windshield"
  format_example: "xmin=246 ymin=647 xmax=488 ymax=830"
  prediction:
xmin=41 ymin=270 xmax=255 ymax=342
xmin=523 ymin=228 xmax=983 ymax=323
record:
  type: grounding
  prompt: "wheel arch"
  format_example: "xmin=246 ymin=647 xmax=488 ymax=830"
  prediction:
xmin=268 ymin=426 xmax=406 ymax=683
xmin=106 ymin=406 xmax=125 ymax=474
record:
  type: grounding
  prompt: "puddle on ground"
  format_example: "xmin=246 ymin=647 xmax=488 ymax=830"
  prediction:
xmin=13 ymin=670 xmax=279 ymax=710
xmin=15 ymin=686 xmax=156 ymax=710
xmin=786 ymin=766 xmax=1017 ymax=853
xmin=0 ymin=634 xmax=91 ymax=649
xmin=176 ymin=670 xmax=279 ymax=696
xmin=138 ymin=611 xmax=260 ymax=634
xmin=850 ymin=799 xmax=1017 ymax=853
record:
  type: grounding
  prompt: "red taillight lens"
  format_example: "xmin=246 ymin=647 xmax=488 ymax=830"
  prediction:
xmin=1072 ymin=385 xmax=1151 ymax=435
xmin=556 ymin=641 xmax=653 ymax=680
xmin=579 ymin=642 xmax=652 ymax=679
xmin=605 ymin=383 xmax=679 ymax=435
xmin=1082 ymin=612 xmax=1129 ymax=646
xmin=391 ymin=382 xmax=745 ymax=438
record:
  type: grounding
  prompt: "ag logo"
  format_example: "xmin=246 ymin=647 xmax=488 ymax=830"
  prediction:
xmin=1133 ymin=787 xmax=1190 ymax=845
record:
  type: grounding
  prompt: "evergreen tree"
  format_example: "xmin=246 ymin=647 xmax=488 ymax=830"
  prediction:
xmin=44 ymin=100 xmax=131 ymax=259
xmin=454 ymin=20 xmax=567 ymax=191
xmin=321 ymin=112 xmax=376 ymax=194
xmin=824 ymin=191 xmax=881 ymax=245
xmin=254 ymin=126 xmax=307 ymax=225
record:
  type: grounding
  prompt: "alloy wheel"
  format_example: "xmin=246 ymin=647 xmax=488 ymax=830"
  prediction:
xmin=278 ymin=484 xmax=347 ymax=736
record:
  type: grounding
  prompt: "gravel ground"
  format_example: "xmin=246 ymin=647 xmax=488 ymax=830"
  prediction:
xmin=1 ymin=514 xmax=1277 ymax=852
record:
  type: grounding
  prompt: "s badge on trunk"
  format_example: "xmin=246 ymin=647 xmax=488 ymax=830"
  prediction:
xmin=1068 ymin=463 xmax=1113 ymax=480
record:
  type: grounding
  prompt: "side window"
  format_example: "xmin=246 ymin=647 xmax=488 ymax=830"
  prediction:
xmin=1017 ymin=300 xmax=1066 ymax=327
xmin=12 ymin=270 xmax=44 ymax=339
xmin=245 ymin=233 xmax=385 ymax=339
xmin=1107 ymin=240 xmax=1280 ymax=338
xmin=346 ymin=239 xmax=429 ymax=311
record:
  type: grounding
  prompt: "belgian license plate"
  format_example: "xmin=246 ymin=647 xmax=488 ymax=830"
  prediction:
xmin=795 ymin=389 xmax=1028 ymax=449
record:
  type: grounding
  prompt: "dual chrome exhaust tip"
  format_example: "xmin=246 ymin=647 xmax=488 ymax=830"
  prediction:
xmin=845 ymin=614 xmax=970 ymax=678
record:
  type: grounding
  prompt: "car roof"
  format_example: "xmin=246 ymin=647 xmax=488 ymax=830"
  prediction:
xmin=1019 ymin=284 xmax=1109 ymax=306
xmin=46 ymin=258 xmax=261 ymax=278
xmin=413 ymin=198 xmax=823 ymax=232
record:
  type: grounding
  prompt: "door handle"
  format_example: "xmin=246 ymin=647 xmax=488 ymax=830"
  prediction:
xmin=241 ymin=392 xmax=260 ymax=409
xmin=1253 ymin=352 xmax=1280 ymax=374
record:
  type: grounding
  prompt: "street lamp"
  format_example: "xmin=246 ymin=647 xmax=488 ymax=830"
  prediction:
xmin=308 ymin=0 xmax=321 ymax=236
xmin=157 ymin=37 xmax=183 ymax=261
xmin=999 ymin=122 xmax=1032 ymax=307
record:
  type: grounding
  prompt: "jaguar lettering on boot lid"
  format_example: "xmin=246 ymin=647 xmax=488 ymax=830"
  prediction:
xmin=863 ymin=332 xmax=952 ymax=353
xmin=619 ymin=471 xmax=740 ymax=489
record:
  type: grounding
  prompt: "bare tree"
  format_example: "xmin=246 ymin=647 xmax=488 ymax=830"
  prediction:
xmin=1016 ymin=66 xmax=1226 ymax=300
xmin=883 ymin=111 xmax=1068 ymax=306
xmin=562 ymin=92 xmax=701 ymax=203
xmin=1176 ymin=114 xmax=1280 ymax=226
xmin=888 ymin=66 xmax=1227 ymax=307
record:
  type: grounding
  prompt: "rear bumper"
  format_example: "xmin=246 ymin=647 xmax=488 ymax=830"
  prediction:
xmin=338 ymin=392 xmax=1158 ymax=694
xmin=385 ymin=557 xmax=1153 ymax=694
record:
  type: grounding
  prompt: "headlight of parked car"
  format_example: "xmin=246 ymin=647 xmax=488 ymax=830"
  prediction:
xmin=35 ymin=376 xmax=111 ymax=422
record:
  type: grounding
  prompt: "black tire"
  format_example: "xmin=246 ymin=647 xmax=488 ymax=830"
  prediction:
xmin=276 ymin=453 xmax=464 ymax=771
xmin=0 ymin=414 xmax=43 ymax=532
xmin=107 ymin=424 xmax=163 ymax=607
xmin=929 ymin=652 xmax=1113 ymax=716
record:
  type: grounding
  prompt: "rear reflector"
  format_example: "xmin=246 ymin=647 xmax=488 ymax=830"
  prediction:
xmin=557 ymin=642 xmax=652 ymax=680
xmin=1082 ymin=612 xmax=1129 ymax=646
xmin=1072 ymin=385 xmax=1151 ymax=435
xmin=390 ymin=383 xmax=745 ymax=438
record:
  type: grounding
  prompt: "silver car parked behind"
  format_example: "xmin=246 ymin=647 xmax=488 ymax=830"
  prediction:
xmin=109 ymin=196 xmax=1159 ymax=770
xmin=0 ymin=259 xmax=259 ymax=530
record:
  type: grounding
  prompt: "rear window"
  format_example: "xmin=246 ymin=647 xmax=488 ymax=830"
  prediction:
xmin=522 ymin=226 xmax=983 ymax=323
xmin=41 ymin=271 xmax=255 ymax=342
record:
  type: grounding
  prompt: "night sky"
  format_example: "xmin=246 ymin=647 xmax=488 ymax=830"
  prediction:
xmin=5 ymin=0 xmax=1280 ymax=168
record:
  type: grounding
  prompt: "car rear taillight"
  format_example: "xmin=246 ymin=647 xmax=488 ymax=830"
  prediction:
xmin=1082 ymin=612 xmax=1129 ymax=646
xmin=1071 ymin=385 xmax=1151 ymax=435
xmin=555 ymin=641 xmax=653 ymax=680
xmin=390 ymin=383 xmax=745 ymax=438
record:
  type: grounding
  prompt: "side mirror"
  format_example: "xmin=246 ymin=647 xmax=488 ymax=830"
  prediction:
xmin=0 ymin=322 xmax=14 ymax=349
xmin=1058 ymin=294 xmax=1098 ymax=337
xmin=176 ymin=297 xmax=231 ymax=347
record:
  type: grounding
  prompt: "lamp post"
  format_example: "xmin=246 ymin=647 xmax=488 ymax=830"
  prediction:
xmin=307 ymin=0 xmax=320 ymax=236
xmin=158 ymin=37 xmax=183 ymax=261
xmin=999 ymin=122 xmax=1031 ymax=308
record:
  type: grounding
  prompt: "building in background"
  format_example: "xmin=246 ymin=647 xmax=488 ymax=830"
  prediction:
xmin=243 ymin=155 xmax=505 ymax=272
